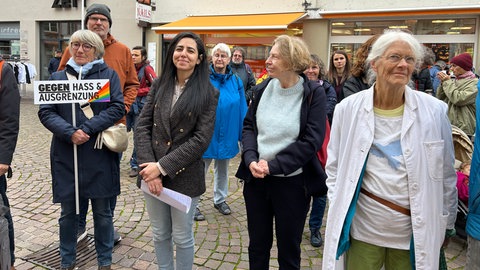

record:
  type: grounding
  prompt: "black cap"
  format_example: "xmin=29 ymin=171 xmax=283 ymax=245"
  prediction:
xmin=85 ymin=4 xmax=112 ymax=27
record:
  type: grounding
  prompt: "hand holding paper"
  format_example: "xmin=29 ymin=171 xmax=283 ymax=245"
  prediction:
xmin=140 ymin=180 xmax=192 ymax=213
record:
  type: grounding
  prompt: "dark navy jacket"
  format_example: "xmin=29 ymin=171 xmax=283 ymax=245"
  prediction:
xmin=236 ymin=74 xmax=328 ymax=196
xmin=38 ymin=62 xmax=124 ymax=203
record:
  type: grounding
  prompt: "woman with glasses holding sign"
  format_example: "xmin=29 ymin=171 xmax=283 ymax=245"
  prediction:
xmin=38 ymin=29 xmax=124 ymax=270
xmin=322 ymin=30 xmax=457 ymax=269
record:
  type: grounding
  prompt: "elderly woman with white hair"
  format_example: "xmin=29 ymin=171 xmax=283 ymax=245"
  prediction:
xmin=322 ymin=29 xmax=457 ymax=270
xmin=38 ymin=29 xmax=124 ymax=270
xmin=195 ymin=43 xmax=247 ymax=220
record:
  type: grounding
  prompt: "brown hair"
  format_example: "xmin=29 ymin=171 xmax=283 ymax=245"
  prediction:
xmin=351 ymin=35 xmax=380 ymax=78
xmin=327 ymin=50 xmax=351 ymax=86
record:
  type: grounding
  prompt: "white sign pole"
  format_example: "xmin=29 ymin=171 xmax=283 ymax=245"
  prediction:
xmin=73 ymin=67 xmax=83 ymax=215
xmin=72 ymin=104 xmax=79 ymax=215
xmin=81 ymin=0 xmax=85 ymax=30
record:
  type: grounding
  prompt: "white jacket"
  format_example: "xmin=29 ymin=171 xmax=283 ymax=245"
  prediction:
xmin=322 ymin=85 xmax=457 ymax=270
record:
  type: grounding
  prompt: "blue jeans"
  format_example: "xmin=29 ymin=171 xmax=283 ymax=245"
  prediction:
xmin=203 ymin=159 xmax=229 ymax=204
xmin=59 ymin=197 xmax=114 ymax=268
xmin=309 ymin=195 xmax=326 ymax=231
xmin=0 ymin=175 xmax=14 ymax=265
xmin=144 ymin=193 xmax=199 ymax=270
xmin=130 ymin=149 xmax=138 ymax=169
xmin=78 ymin=196 xmax=117 ymax=232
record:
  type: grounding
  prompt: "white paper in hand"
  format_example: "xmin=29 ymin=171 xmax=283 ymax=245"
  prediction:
xmin=140 ymin=181 xmax=192 ymax=213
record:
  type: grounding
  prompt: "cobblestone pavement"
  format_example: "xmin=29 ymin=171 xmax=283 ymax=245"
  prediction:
xmin=9 ymin=98 xmax=467 ymax=269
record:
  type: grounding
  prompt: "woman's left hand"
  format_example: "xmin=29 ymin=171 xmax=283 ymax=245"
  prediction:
xmin=139 ymin=162 xmax=161 ymax=182
xmin=258 ymin=159 xmax=270 ymax=175
xmin=146 ymin=177 xmax=163 ymax=196
xmin=437 ymin=71 xmax=450 ymax=82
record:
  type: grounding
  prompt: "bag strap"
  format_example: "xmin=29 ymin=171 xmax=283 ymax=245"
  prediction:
xmin=360 ymin=188 xmax=411 ymax=216
xmin=66 ymin=70 xmax=104 ymax=148
xmin=66 ymin=71 xmax=94 ymax=119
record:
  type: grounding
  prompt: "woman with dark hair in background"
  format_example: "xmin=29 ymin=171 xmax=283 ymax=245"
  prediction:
xmin=304 ymin=54 xmax=337 ymax=123
xmin=135 ymin=32 xmax=218 ymax=270
xmin=327 ymin=50 xmax=351 ymax=102
xmin=343 ymin=35 xmax=380 ymax=99
xmin=304 ymin=53 xmax=336 ymax=248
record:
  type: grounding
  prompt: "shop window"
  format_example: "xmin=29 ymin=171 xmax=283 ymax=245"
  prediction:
xmin=331 ymin=18 xmax=476 ymax=36
xmin=329 ymin=17 xmax=477 ymax=69
xmin=39 ymin=21 xmax=81 ymax=80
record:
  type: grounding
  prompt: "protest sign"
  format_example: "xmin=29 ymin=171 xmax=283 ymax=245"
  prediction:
xmin=34 ymin=79 xmax=110 ymax=104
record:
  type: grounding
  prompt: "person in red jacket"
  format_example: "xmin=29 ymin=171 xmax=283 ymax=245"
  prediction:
xmin=128 ymin=46 xmax=157 ymax=177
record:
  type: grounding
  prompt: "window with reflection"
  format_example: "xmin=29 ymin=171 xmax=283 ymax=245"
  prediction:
xmin=330 ymin=18 xmax=477 ymax=67
xmin=331 ymin=18 xmax=476 ymax=36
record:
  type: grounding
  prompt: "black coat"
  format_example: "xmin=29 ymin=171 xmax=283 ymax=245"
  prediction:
xmin=342 ymin=75 xmax=370 ymax=99
xmin=38 ymin=62 xmax=125 ymax=203
xmin=236 ymin=74 xmax=328 ymax=196
xmin=412 ymin=67 xmax=433 ymax=92
xmin=0 ymin=61 xmax=20 ymax=166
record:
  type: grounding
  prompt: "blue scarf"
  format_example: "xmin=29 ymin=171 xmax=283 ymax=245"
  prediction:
xmin=66 ymin=57 xmax=104 ymax=79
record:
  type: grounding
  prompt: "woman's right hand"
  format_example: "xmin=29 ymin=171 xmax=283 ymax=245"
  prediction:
xmin=249 ymin=161 xmax=266 ymax=179
xmin=146 ymin=177 xmax=163 ymax=196
xmin=71 ymin=129 xmax=90 ymax=145
xmin=437 ymin=71 xmax=450 ymax=82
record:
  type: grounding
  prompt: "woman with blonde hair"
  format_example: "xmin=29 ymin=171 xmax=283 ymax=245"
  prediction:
xmin=236 ymin=35 xmax=327 ymax=269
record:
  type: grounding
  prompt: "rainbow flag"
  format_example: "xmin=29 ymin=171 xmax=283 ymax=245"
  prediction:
xmin=89 ymin=81 xmax=110 ymax=102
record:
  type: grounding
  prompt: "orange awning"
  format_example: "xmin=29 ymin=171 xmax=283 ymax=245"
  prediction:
xmin=153 ymin=12 xmax=306 ymax=35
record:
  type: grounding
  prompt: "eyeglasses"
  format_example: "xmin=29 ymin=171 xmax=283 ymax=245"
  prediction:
xmin=383 ymin=54 xmax=415 ymax=65
xmin=71 ymin=42 xmax=93 ymax=52
xmin=213 ymin=53 xmax=229 ymax=59
xmin=233 ymin=54 xmax=243 ymax=58
xmin=89 ymin=16 xmax=109 ymax=23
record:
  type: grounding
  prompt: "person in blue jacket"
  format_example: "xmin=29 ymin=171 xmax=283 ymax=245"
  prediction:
xmin=195 ymin=43 xmax=247 ymax=221
xmin=38 ymin=29 xmax=124 ymax=270
xmin=466 ymin=81 xmax=480 ymax=269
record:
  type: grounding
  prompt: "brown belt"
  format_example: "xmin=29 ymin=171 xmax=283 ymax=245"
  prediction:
xmin=360 ymin=188 xmax=411 ymax=216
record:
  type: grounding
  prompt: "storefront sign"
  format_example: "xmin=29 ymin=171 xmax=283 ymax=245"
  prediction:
xmin=0 ymin=23 xmax=20 ymax=40
xmin=136 ymin=2 xmax=152 ymax=23
xmin=51 ymin=0 xmax=84 ymax=8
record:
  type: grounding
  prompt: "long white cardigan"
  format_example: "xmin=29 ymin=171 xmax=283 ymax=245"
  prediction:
xmin=322 ymin=85 xmax=457 ymax=270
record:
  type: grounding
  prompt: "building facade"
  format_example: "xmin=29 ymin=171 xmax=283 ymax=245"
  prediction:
xmin=1 ymin=0 xmax=479 ymax=86
xmin=0 ymin=0 xmax=149 ymax=82
xmin=151 ymin=0 xmax=480 ymax=76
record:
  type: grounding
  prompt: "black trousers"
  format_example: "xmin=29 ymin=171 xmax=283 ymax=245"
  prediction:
xmin=0 ymin=175 xmax=14 ymax=265
xmin=243 ymin=174 xmax=310 ymax=270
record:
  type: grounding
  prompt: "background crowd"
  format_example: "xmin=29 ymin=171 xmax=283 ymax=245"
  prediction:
xmin=2 ymin=2 xmax=480 ymax=269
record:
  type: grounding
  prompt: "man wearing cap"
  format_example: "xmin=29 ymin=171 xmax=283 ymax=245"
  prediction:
xmin=58 ymin=3 xmax=139 ymax=245
xmin=437 ymin=52 xmax=478 ymax=136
